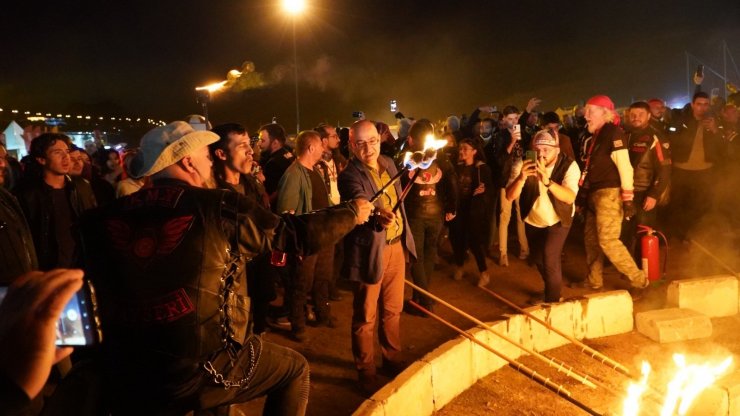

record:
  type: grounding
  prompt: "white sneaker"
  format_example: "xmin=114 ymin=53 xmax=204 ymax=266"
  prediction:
xmin=477 ymin=271 xmax=491 ymax=287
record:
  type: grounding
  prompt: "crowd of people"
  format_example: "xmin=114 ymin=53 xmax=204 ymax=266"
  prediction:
xmin=1 ymin=79 xmax=739 ymax=414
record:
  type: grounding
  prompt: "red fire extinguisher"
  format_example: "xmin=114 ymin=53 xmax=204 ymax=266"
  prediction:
xmin=637 ymin=225 xmax=668 ymax=281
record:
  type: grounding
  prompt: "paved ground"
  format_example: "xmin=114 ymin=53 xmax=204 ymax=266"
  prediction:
xmin=233 ymin=213 xmax=740 ymax=415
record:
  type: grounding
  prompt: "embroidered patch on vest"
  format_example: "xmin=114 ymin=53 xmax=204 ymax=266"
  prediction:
xmin=106 ymin=215 xmax=194 ymax=265
xmin=118 ymin=288 xmax=195 ymax=325
xmin=123 ymin=187 xmax=184 ymax=210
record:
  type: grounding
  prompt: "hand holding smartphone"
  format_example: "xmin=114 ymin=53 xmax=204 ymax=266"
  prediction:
xmin=0 ymin=279 xmax=101 ymax=347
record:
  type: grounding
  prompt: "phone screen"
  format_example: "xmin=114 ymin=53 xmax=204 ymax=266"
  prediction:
xmin=525 ymin=150 xmax=537 ymax=163
xmin=0 ymin=283 xmax=100 ymax=346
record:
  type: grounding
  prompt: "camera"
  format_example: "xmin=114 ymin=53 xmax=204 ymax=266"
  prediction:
xmin=0 ymin=280 xmax=102 ymax=346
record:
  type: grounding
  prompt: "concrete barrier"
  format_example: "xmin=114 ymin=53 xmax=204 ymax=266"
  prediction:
xmin=635 ymin=308 xmax=712 ymax=343
xmin=666 ymin=275 xmax=739 ymax=317
xmin=353 ymin=290 xmax=638 ymax=415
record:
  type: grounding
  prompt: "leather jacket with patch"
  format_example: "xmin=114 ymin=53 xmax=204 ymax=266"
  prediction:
xmin=79 ymin=179 xmax=356 ymax=399
xmin=627 ymin=126 xmax=672 ymax=198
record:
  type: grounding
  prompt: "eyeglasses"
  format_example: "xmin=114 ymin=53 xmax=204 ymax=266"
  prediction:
xmin=354 ymin=138 xmax=379 ymax=149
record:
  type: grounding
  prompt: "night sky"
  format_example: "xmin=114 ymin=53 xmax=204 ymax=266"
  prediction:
xmin=1 ymin=0 xmax=738 ymax=132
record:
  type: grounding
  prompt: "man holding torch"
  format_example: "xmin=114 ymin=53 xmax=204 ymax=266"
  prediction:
xmin=338 ymin=120 xmax=417 ymax=394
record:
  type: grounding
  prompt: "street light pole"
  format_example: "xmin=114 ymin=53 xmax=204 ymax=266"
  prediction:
xmin=283 ymin=0 xmax=305 ymax=135
xmin=292 ymin=19 xmax=300 ymax=133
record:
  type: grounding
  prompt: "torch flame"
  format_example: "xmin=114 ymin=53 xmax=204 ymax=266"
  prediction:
xmin=403 ymin=152 xmax=411 ymax=167
xmin=195 ymin=80 xmax=228 ymax=93
xmin=661 ymin=354 xmax=732 ymax=416
xmin=422 ymin=133 xmax=448 ymax=152
xmin=623 ymin=361 xmax=651 ymax=416
xmin=622 ymin=354 xmax=733 ymax=416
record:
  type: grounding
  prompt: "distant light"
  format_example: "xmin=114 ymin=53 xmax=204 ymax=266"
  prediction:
xmin=85 ymin=116 xmax=91 ymax=120
xmin=77 ymin=115 xmax=82 ymax=119
xmin=12 ymin=110 xmax=18 ymax=113
xmin=35 ymin=112 xmax=41 ymax=116
xmin=99 ymin=117 xmax=104 ymax=120
xmin=283 ymin=0 xmax=306 ymax=15
xmin=24 ymin=111 xmax=30 ymax=115
xmin=45 ymin=113 xmax=51 ymax=116
xmin=57 ymin=114 xmax=63 ymax=117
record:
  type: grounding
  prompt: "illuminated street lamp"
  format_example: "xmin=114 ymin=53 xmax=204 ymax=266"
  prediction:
xmin=282 ymin=0 xmax=305 ymax=133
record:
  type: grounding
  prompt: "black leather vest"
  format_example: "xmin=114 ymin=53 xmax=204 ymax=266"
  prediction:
xmin=519 ymin=154 xmax=575 ymax=228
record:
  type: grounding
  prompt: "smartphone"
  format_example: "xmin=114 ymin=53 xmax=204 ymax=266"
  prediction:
xmin=352 ymin=111 xmax=365 ymax=119
xmin=0 ymin=280 xmax=102 ymax=346
xmin=696 ymin=64 xmax=704 ymax=78
xmin=513 ymin=124 xmax=521 ymax=134
xmin=525 ymin=150 xmax=537 ymax=163
xmin=390 ymin=100 xmax=397 ymax=112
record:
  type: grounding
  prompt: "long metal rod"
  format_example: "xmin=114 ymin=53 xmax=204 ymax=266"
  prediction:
xmin=690 ymin=238 xmax=740 ymax=278
xmin=392 ymin=169 xmax=421 ymax=212
xmin=405 ymin=281 xmax=597 ymax=389
xmin=407 ymin=301 xmax=602 ymax=416
xmin=477 ymin=286 xmax=631 ymax=377
xmin=369 ymin=167 xmax=408 ymax=204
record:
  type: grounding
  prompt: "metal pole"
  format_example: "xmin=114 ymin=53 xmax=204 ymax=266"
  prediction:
xmin=690 ymin=239 xmax=740 ymax=278
xmin=392 ymin=169 xmax=421 ymax=212
xmin=477 ymin=286 xmax=632 ymax=377
xmin=369 ymin=167 xmax=408 ymax=203
xmin=407 ymin=301 xmax=603 ymax=416
xmin=292 ymin=20 xmax=300 ymax=134
xmin=686 ymin=51 xmax=691 ymax=100
xmin=405 ymin=281 xmax=597 ymax=389
xmin=724 ymin=40 xmax=729 ymax=101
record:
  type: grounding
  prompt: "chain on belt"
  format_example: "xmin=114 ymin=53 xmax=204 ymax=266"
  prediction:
xmin=201 ymin=246 xmax=262 ymax=390
xmin=202 ymin=336 xmax=262 ymax=390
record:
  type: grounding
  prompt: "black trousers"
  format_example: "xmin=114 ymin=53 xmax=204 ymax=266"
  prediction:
xmin=525 ymin=222 xmax=570 ymax=302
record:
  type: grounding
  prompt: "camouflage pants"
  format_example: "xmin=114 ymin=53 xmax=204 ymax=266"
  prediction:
xmin=584 ymin=187 xmax=645 ymax=288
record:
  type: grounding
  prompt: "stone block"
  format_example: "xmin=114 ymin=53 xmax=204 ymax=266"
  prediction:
xmin=667 ymin=275 xmax=739 ymax=317
xmin=421 ymin=337 xmax=475 ymax=411
xmin=372 ymin=360 xmax=434 ymax=416
xmin=683 ymin=385 xmax=729 ymax=416
xmin=524 ymin=300 xmax=582 ymax=351
xmin=717 ymin=371 xmax=740 ymax=416
xmin=469 ymin=321 xmax=522 ymax=380
xmin=581 ymin=290 xmax=634 ymax=339
xmin=635 ymin=308 xmax=712 ymax=343
xmin=352 ymin=399 xmax=385 ymax=416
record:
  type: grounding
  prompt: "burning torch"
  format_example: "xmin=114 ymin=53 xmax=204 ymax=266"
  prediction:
xmin=195 ymin=69 xmax=242 ymax=129
xmin=370 ymin=133 xmax=448 ymax=212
